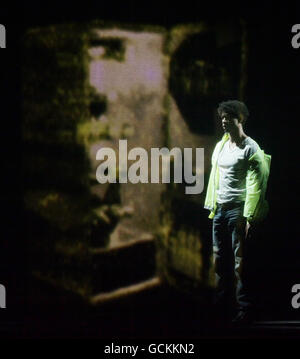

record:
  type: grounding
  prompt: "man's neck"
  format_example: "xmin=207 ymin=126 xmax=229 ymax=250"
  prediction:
xmin=228 ymin=128 xmax=247 ymax=144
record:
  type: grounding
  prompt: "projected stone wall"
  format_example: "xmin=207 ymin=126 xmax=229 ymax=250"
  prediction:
xmin=86 ymin=28 xmax=167 ymax=246
xmin=23 ymin=20 xmax=243 ymax=294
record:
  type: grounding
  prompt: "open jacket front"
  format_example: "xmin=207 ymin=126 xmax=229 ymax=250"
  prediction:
xmin=204 ymin=133 xmax=271 ymax=224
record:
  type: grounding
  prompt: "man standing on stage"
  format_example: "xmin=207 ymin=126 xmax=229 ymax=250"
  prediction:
xmin=204 ymin=100 xmax=271 ymax=326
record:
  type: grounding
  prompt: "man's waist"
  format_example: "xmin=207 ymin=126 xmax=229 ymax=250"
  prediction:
xmin=216 ymin=201 xmax=245 ymax=210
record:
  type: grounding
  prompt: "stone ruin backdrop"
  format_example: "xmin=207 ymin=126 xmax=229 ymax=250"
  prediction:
xmin=23 ymin=20 xmax=245 ymax=297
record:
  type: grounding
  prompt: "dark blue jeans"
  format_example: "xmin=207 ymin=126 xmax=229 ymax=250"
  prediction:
xmin=213 ymin=202 xmax=253 ymax=314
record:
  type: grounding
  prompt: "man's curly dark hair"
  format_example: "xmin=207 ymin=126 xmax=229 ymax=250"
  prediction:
xmin=217 ymin=100 xmax=250 ymax=125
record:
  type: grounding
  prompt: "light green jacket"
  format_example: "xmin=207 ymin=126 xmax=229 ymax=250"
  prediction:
xmin=204 ymin=133 xmax=271 ymax=223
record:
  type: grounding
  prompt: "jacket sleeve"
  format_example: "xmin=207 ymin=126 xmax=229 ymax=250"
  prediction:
xmin=243 ymin=151 xmax=264 ymax=222
xmin=204 ymin=141 xmax=221 ymax=212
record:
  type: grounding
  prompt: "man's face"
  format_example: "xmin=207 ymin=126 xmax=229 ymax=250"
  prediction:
xmin=220 ymin=111 xmax=240 ymax=132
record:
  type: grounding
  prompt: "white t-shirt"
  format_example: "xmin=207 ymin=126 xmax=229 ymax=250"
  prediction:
xmin=216 ymin=136 xmax=259 ymax=204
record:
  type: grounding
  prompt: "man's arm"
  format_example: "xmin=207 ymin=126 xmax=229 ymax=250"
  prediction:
xmin=244 ymin=150 xmax=264 ymax=223
xmin=244 ymin=148 xmax=271 ymax=224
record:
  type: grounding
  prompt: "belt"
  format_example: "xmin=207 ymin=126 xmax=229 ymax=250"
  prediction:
xmin=216 ymin=201 xmax=244 ymax=210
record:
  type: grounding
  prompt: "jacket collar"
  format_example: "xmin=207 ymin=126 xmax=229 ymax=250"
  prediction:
xmin=221 ymin=132 xmax=230 ymax=142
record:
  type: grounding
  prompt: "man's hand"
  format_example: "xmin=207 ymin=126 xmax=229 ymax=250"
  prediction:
xmin=246 ymin=221 xmax=251 ymax=238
